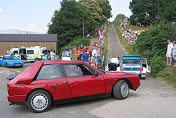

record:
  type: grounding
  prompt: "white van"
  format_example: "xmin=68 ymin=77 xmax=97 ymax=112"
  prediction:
xmin=8 ymin=46 xmax=45 ymax=62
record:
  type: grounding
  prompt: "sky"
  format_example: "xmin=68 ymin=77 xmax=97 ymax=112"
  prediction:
xmin=0 ymin=0 xmax=132 ymax=33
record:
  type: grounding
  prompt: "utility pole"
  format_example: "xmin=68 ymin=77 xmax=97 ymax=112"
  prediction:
xmin=83 ymin=19 xmax=85 ymax=38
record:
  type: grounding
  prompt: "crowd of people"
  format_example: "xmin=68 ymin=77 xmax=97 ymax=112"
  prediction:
xmin=61 ymin=25 xmax=106 ymax=69
xmin=43 ymin=49 xmax=57 ymax=61
xmin=119 ymin=22 xmax=143 ymax=44
xmin=166 ymin=40 xmax=176 ymax=67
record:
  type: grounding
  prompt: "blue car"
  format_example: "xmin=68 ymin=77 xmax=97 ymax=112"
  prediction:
xmin=117 ymin=56 xmax=144 ymax=78
xmin=0 ymin=55 xmax=23 ymax=67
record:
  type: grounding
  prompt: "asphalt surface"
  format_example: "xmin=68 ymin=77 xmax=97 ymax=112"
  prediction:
xmin=109 ymin=24 xmax=126 ymax=58
xmin=0 ymin=25 xmax=176 ymax=118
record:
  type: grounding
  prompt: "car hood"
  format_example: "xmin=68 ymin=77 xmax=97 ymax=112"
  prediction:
xmin=7 ymin=60 xmax=23 ymax=63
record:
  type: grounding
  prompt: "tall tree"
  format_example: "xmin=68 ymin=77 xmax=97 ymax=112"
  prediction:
xmin=48 ymin=0 xmax=97 ymax=52
xmin=80 ymin=0 xmax=107 ymax=24
xmin=96 ymin=0 xmax=112 ymax=19
xmin=161 ymin=0 xmax=176 ymax=22
xmin=115 ymin=14 xmax=127 ymax=22
xmin=129 ymin=0 xmax=161 ymax=26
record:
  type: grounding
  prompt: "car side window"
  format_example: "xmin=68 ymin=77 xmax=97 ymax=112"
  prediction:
xmin=63 ymin=64 xmax=95 ymax=77
xmin=36 ymin=64 xmax=63 ymax=80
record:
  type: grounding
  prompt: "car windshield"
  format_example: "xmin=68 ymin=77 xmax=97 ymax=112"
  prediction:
xmin=5 ymin=56 xmax=18 ymax=60
xmin=122 ymin=59 xmax=141 ymax=67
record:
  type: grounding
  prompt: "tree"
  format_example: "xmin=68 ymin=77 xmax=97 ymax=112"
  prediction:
xmin=129 ymin=0 xmax=161 ymax=26
xmin=80 ymin=0 xmax=107 ymax=24
xmin=115 ymin=14 xmax=127 ymax=22
xmin=96 ymin=0 xmax=112 ymax=19
xmin=161 ymin=0 xmax=176 ymax=22
xmin=48 ymin=0 xmax=97 ymax=52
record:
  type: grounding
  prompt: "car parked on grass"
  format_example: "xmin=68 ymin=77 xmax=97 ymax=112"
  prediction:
xmin=7 ymin=60 xmax=140 ymax=112
xmin=0 ymin=55 xmax=23 ymax=67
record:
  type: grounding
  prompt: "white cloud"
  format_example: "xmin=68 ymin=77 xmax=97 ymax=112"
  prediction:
xmin=27 ymin=23 xmax=37 ymax=31
xmin=0 ymin=8 xmax=2 ymax=13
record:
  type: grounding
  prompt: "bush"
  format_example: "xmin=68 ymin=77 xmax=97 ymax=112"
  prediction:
xmin=134 ymin=23 xmax=176 ymax=57
xmin=150 ymin=56 xmax=166 ymax=77
xmin=133 ymin=23 xmax=176 ymax=76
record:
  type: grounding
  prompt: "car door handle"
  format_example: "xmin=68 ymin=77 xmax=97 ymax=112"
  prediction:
xmin=66 ymin=82 xmax=69 ymax=87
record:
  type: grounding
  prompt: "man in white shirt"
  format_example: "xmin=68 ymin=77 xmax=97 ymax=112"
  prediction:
xmin=166 ymin=40 xmax=173 ymax=65
xmin=92 ymin=48 xmax=98 ymax=68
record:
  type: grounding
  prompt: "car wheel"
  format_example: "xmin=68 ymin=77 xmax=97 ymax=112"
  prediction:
xmin=6 ymin=63 xmax=9 ymax=68
xmin=113 ymin=80 xmax=129 ymax=100
xmin=26 ymin=90 xmax=52 ymax=113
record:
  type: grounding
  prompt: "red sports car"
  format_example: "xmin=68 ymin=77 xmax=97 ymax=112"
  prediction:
xmin=7 ymin=61 xmax=140 ymax=112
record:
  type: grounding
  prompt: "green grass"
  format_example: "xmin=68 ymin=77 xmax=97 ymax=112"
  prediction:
xmin=157 ymin=66 xmax=176 ymax=88
xmin=102 ymin=24 xmax=109 ymax=65
xmin=114 ymin=22 xmax=136 ymax=55
xmin=126 ymin=25 xmax=152 ymax=31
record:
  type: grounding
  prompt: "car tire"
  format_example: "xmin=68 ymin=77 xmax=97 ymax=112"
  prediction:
xmin=6 ymin=63 xmax=9 ymax=68
xmin=26 ymin=90 xmax=52 ymax=113
xmin=113 ymin=80 xmax=129 ymax=100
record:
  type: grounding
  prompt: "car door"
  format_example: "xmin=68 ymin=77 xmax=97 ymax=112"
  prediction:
xmin=142 ymin=58 xmax=151 ymax=73
xmin=62 ymin=63 xmax=106 ymax=97
xmin=1 ymin=57 xmax=6 ymax=66
xmin=33 ymin=64 xmax=72 ymax=100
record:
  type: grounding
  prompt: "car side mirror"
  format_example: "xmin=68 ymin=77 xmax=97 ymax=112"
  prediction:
xmin=94 ymin=71 xmax=99 ymax=76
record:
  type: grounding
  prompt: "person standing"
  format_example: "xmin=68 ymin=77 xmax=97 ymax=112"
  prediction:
xmin=172 ymin=42 xmax=176 ymax=67
xmin=92 ymin=48 xmax=98 ymax=68
xmin=81 ymin=49 xmax=90 ymax=63
xmin=50 ymin=49 xmax=56 ymax=60
xmin=166 ymin=40 xmax=173 ymax=65
xmin=76 ymin=47 xmax=81 ymax=60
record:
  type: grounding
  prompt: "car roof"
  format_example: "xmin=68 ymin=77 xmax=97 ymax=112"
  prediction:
xmin=122 ymin=55 xmax=141 ymax=60
xmin=43 ymin=60 xmax=87 ymax=65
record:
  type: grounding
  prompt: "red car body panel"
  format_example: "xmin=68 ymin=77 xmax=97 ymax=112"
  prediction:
xmin=8 ymin=62 xmax=43 ymax=86
xmin=7 ymin=61 xmax=140 ymax=103
xmin=67 ymin=75 xmax=106 ymax=97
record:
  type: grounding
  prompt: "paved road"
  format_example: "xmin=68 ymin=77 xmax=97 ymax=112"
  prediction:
xmin=0 ymin=25 xmax=176 ymax=118
xmin=109 ymin=24 xmax=126 ymax=58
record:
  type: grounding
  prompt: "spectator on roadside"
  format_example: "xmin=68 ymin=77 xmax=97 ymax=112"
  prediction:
xmin=76 ymin=47 xmax=81 ymax=60
xmin=43 ymin=55 xmax=48 ymax=61
xmin=63 ymin=47 xmax=70 ymax=57
xmin=92 ymin=48 xmax=98 ymax=68
xmin=97 ymin=53 xmax=102 ymax=68
xmin=84 ymin=46 xmax=87 ymax=51
xmin=69 ymin=46 xmax=73 ymax=55
xmin=81 ymin=49 xmax=90 ymax=63
xmin=50 ymin=49 xmax=56 ymax=60
xmin=80 ymin=44 xmax=83 ymax=49
xmin=172 ymin=42 xmax=176 ymax=67
xmin=80 ymin=48 xmax=84 ymax=60
xmin=166 ymin=40 xmax=173 ymax=65
xmin=77 ymin=45 xmax=80 ymax=51
xmin=69 ymin=48 xmax=73 ymax=60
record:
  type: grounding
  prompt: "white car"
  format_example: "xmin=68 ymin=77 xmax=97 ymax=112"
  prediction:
xmin=105 ymin=56 xmax=151 ymax=79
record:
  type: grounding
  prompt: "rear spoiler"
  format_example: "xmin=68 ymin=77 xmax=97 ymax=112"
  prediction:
xmin=7 ymin=73 xmax=19 ymax=80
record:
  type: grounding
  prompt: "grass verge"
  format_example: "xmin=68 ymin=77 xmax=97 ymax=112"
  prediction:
xmin=126 ymin=25 xmax=152 ymax=31
xmin=157 ymin=66 xmax=176 ymax=88
xmin=114 ymin=22 xmax=135 ymax=55
xmin=102 ymin=24 xmax=109 ymax=65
